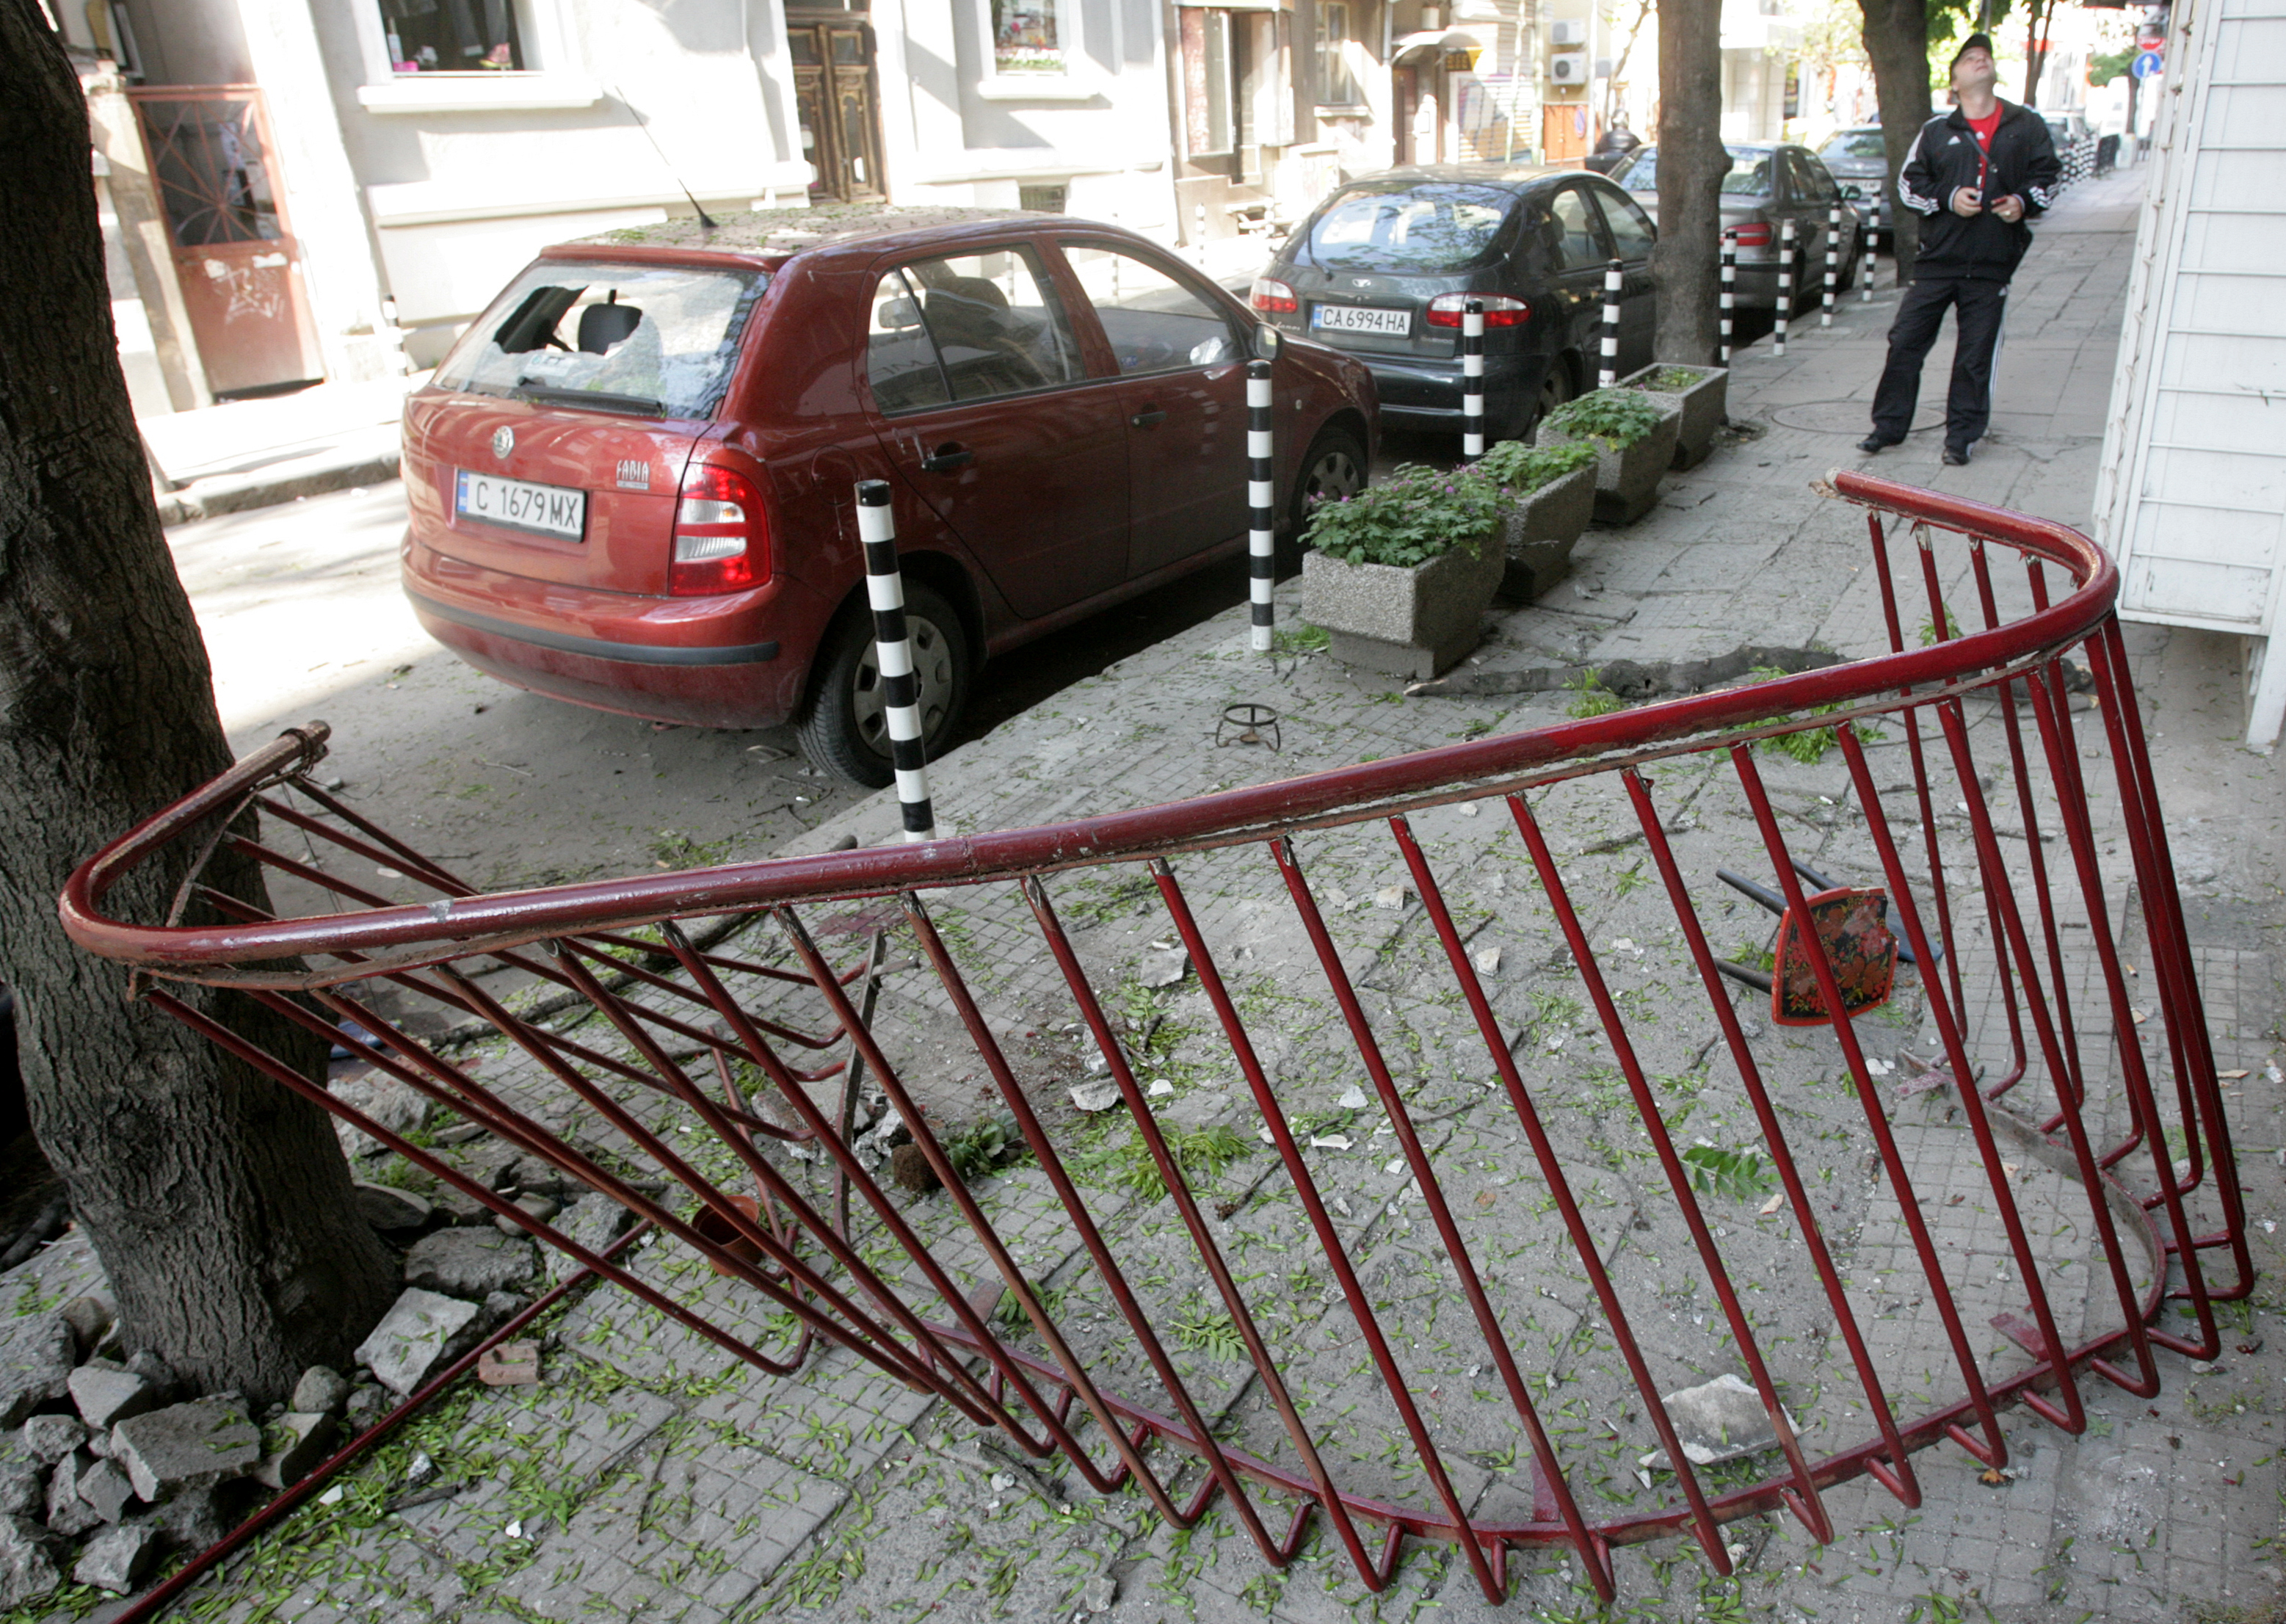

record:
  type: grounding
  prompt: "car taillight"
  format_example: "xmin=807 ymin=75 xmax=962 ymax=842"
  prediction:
xmin=669 ymin=463 xmax=770 ymax=596
xmin=1417 ymin=294 xmax=1527 ymax=331
xmin=1249 ymin=278 xmax=1299 ymax=314
xmin=1424 ymin=294 xmax=1530 ymax=328
xmin=1728 ymin=222 xmax=1774 ymax=247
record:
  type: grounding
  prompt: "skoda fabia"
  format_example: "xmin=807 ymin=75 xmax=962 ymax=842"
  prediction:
xmin=400 ymin=208 xmax=1376 ymax=784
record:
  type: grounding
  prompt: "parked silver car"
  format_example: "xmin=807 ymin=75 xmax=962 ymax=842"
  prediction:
xmin=1817 ymin=126 xmax=1890 ymax=244
xmin=1611 ymin=143 xmax=1864 ymax=313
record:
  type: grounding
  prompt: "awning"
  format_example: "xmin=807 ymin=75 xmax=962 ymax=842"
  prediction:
xmin=1391 ymin=27 xmax=1484 ymax=62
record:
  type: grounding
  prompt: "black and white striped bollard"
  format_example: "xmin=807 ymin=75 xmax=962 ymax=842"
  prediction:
xmin=1862 ymin=222 xmax=1876 ymax=303
xmin=1823 ymin=206 xmax=1840 ymax=327
xmin=1775 ymin=217 xmax=1796 ymax=356
xmin=1719 ymin=233 xmax=1736 ymax=364
xmin=854 ymin=479 xmax=935 ymax=842
xmin=1461 ymin=300 xmax=1486 ymax=460
xmin=1599 ymin=258 xmax=1622 ymax=388
xmin=1247 ymin=359 xmax=1276 ymax=652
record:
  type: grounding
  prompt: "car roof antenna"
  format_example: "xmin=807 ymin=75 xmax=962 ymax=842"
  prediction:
xmin=612 ymin=83 xmax=720 ymax=230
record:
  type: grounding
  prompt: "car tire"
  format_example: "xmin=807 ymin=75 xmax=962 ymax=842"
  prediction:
xmin=1288 ymin=425 xmax=1368 ymax=557
xmin=798 ymin=583 xmax=970 ymax=790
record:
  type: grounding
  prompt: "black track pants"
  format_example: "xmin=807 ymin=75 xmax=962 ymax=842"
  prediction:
xmin=1869 ymin=273 xmax=2009 ymax=451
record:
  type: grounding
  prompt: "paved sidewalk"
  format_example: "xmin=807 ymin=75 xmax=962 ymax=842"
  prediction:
xmin=142 ymin=371 xmax=425 ymax=525
xmin=21 ymin=165 xmax=2284 ymax=1624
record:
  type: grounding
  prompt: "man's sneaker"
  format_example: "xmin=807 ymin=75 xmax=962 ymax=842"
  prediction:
xmin=1942 ymin=445 xmax=1972 ymax=466
xmin=1857 ymin=435 xmax=1896 ymax=454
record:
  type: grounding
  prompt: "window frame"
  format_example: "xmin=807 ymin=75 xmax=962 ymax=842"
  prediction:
xmin=1313 ymin=0 xmax=1363 ymax=111
xmin=1054 ymin=239 xmax=1249 ymax=380
xmin=972 ymin=0 xmax=1100 ymax=100
xmin=862 ymin=241 xmax=1090 ymax=416
xmin=349 ymin=0 xmax=600 ymax=112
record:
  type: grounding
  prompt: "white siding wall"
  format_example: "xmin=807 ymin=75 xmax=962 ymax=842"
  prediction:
xmin=2097 ymin=0 xmax=2286 ymax=745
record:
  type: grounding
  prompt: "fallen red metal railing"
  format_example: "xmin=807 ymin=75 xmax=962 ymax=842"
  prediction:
xmin=62 ymin=471 xmax=2249 ymax=1603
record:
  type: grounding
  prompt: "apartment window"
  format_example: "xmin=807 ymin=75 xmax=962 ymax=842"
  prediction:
xmin=1316 ymin=1 xmax=1360 ymax=107
xmin=379 ymin=0 xmax=526 ymax=72
xmin=1183 ymin=7 xmax=1237 ymax=156
xmin=992 ymin=0 xmax=1066 ymax=73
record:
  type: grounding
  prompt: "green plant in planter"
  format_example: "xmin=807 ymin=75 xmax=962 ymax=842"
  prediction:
xmin=1631 ymin=366 xmax=1705 ymax=393
xmin=1542 ymin=388 xmax=1669 ymax=449
xmin=1302 ymin=463 xmax=1504 ymax=568
xmin=1475 ymin=438 xmax=1599 ymax=493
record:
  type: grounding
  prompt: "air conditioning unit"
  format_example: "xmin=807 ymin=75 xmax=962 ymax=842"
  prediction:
xmin=1549 ymin=19 xmax=1586 ymax=46
xmin=1550 ymin=51 xmax=1589 ymax=83
xmin=1594 ymin=55 xmax=1614 ymax=78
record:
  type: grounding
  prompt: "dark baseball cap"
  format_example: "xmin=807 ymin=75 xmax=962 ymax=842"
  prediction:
xmin=1951 ymin=32 xmax=1995 ymax=73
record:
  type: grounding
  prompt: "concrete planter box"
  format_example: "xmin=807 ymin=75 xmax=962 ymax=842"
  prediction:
xmin=1539 ymin=407 xmax=1680 ymax=526
xmin=1619 ymin=363 xmax=1728 ymax=470
xmin=1495 ymin=465 xmax=1596 ymax=603
xmin=1301 ymin=536 xmax=1503 ymax=680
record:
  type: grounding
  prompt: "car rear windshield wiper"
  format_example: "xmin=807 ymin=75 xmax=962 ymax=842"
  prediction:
xmin=512 ymin=382 xmax=667 ymax=416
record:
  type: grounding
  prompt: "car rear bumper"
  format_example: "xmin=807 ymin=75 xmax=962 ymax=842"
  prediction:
xmin=404 ymin=541 xmax=819 ymax=729
xmin=1362 ymin=353 xmax=1543 ymax=434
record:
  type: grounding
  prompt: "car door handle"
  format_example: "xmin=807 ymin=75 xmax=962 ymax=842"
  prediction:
xmin=1130 ymin=407 xmax=1167 ymax=428
xmin=920 ymin=443 xmax=973 ymax=473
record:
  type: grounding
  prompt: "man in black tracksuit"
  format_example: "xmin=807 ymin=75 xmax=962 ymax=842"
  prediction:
xmin=1859 ymin=34 xmax=2061 ymax=465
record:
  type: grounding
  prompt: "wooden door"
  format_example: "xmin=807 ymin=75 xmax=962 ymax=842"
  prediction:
xmin=130 ymin=87 xmax=324 ymax=397
xmin=1542 ymin=102 xmax=1590 ymax=164
xmin=791 ymin=21 xmax=886 ymax=201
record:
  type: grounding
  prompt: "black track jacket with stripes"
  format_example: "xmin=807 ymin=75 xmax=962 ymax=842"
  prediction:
xmin=1894 ymin=101 xmax=2062 ymax=280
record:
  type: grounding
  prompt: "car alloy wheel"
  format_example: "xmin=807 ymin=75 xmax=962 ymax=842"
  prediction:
xmin=850 ymin=611 xmax=957 ymax=754
xmin=800 ymin=583 xmax=970 ymax=789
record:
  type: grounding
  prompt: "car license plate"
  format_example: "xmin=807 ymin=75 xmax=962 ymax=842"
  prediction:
xmin=455 ymin=470 xmax=586 ymax=541
xmin=1313 ymin=304 xmax=1411 ymax=337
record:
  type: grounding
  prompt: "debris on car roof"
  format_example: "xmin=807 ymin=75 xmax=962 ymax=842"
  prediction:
xmin=580 ymin=204 xmax=1031 ymax=255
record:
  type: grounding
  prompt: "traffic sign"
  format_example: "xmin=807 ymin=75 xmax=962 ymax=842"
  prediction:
xmin=2132 ymin=49 xmax=2164 ymax=79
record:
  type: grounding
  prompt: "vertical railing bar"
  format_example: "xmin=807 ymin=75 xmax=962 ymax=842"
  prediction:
xmin=1727 ymin=742 xmax=2019 ymax=1463
xmin=1831 ymin=726 xmax=2117 ymax=1419
xmin=1267 ymin=832 xmax=1550 ymax=1601
xmin=1395 ymin=805 xmax=1751 ymax=1587
xmin=1967 ymin=540 xmax=2089 ymax=1115
xmin=250 ymin=986 xmax=889 ymax=1385
xmin=1136 ymin=861 xmax=1459 ymax=1595
xmin=1381 ymin=820 xmax=1639 ymax=1581
xmin=1912 ymin=539 xmax=2031 ymax=1095
xmin=908 ymin=886 xmax=1273 ymax=1537
xmin=2017 ymin=559 xmax=2154 ymax=1169
xmin=1501 ymin=795 xmax=1799 ymax=1568
xmin=772 ymin=902 xmax=1095 ymax=1460
xmin=2085 ymin=622 xmax=2255 ymax=1300
xmin=443 ymin=950 xmax=952 ymax=1386
xmin=1619 ymin=772 xmax=1920 ymax=1514
xmin=1869 ymin=517 xmax=1973 ymax=1031
xmin=1922 ymin=706 xmax=2168 ymax=1405
xmin=2005 ymin=652 xmax=2221 ymax=1367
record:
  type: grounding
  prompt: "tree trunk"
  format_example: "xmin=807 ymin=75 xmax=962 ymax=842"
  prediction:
xmin=1653 ymin=0 xmax=1727 ymax=362
xmin=1859 ymin=0 xmax=1934 ymax=280
xmin=0 ymin=0 xmax=398 ymax=1404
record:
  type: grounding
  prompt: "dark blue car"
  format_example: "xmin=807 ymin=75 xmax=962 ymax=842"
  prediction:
xmin=1251 ymin=164 xmax=1658 ymax=443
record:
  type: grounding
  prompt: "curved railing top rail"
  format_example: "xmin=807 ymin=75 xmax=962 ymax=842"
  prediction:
xmin=61 ymin=471 xmax=2118 ymax=982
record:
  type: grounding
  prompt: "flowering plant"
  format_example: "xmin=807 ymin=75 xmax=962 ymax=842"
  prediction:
xmin=1301 ymin=464 xmax=1505 ymax=569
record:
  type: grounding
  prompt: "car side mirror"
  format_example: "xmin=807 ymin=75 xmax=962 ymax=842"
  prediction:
xmin=1840 ymin=184 xmax=1865 ymax=201
xmin=1255 ymin=323 xmax=1281 ymax=360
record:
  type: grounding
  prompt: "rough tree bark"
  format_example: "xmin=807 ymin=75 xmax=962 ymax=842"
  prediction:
xmin=1652 ymin=0 xmax=1728 ymax=362
xmin=0 ymin=0 xmax=398 ymax=1403
xmin=1859 ymin=0 xmax=1936 ymax=280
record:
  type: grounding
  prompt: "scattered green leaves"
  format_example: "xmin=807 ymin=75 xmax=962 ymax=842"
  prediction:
xmin=1681 ymin=1143 xmax=1779 ymax=1202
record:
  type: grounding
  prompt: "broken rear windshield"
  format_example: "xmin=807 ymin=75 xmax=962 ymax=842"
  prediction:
xmin=433 ymin=261 xmax=766 ymax=419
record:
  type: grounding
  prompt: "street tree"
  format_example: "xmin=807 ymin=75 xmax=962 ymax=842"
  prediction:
xmin=1857 ymin=0 xmax=1937 ymax=279
xmin=0 ymin=0 xmax=399 ymax=1402
xmin=1652 ymin=0 xmax=1728 ymax=360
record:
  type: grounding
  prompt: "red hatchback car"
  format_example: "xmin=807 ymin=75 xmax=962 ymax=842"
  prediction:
xmin=400 ymin=208 xmax=1377 ymax=784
